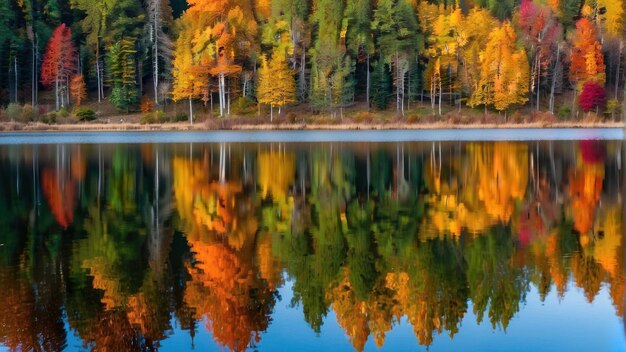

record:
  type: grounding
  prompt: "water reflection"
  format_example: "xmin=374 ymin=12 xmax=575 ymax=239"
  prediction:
xmin=0 ymin=141 xmax=623 ymax=351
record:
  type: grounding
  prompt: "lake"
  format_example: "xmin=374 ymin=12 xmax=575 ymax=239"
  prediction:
xmin=0 ymin=130 xmax=624 ymax=352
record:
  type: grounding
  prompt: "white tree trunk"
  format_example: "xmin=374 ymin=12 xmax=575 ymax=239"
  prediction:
xmin=189 ymin=97 xmax=193 ymax=124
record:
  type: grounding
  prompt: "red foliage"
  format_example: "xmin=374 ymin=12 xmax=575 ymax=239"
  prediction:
xmin=578 ymin=81 xmax=607 ymax=112
xmin=579 ymin=140 xmax=606 ymax=164
xmin=516 ymin=0 xmax=560 ymax=71
xmin=42 ymin=169 xmax=75 ymax=229
xmin=41 ymin=24 xmax=77 ymax=87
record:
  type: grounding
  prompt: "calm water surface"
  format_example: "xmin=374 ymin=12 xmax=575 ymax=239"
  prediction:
xmin=0 ymin=135 xmax=624 ymax=351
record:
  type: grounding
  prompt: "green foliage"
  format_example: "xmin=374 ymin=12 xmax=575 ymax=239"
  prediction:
xmin=231 ymin=97 xmax=256 ymax=115
xmin=107 ymin=39 xmax=139 ymax=111
xmin=560 ymin=0 xmax=583 ymax=31
xmin=606 ymin=98 xmax=620 ymax=119
xmin=558 ymin=105 xmax=572 ymax=120
xmin=141 ymin=110 xmax=167 ymax=124
xmin=174 ymin=112 xmax=188 ymax=122
xmin=75 ymin=108 xmax=96 ymax=121
xmin=371 ymin=0 xmax=421 ymax=61
xmin=474 ymin=0 xmax=515 ymax=21
xmin=370 ymin=60 xmax=392 ymax=110
xmin=5 ymin=103 xmax=22 ymax=121
xmin=58 ymin=107 xmax=69 ymax=118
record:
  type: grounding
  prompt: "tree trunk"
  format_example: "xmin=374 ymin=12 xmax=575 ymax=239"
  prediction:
xmin=536 ymin=55 xmax=541 ymax=112
xmin=14 ymin=56 xmax=18 ymax=103
xmin=366 ymin=54 xmax=370 ymax=110
xmin=396 ymin=52 xmax=401 ymax=114
xmin=218 ymin=74 xmax=226 ymax=117
xmin=549 ymin=45 xmax=560 ymax=114
xmin=189 ymin=97 xmax=193 ymax=124
xmin=153 ymin=8 xmax=160 ymax=105
xmin=438 ymin=75 xmax=442 ymax=116
xmin=31 ymin=37 xmax=36 ymax=106
xmin=299 ymin=50 xmax=306 ymax=101
xmin=55 ymin=76 xmax=59 ymax=111
xmin=96 ymin=46 xmax=102 ymax=103
xmin=615 ymin=40 xmax=623 ymax=99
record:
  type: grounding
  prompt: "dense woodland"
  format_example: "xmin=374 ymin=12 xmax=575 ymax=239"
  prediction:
xmin=0 ymin=0 xmax=625 ymax=121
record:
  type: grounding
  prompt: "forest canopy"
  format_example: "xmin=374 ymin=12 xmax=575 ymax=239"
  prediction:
xmin=0 ymin=0 xmax=625 ymax=119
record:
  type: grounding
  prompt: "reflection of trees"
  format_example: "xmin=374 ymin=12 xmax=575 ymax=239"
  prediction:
xmin=0 ymin=141 xmax=624 ymax=352
xmin=174 ymin=153 xmax=277 ymax=352
xmin=0 ymin=269 xmax=66 ymax=351
xmin=466 ymin=226 xmax=528 ymax=330
xmin=470 ymin=142 xmax=529 ymax=224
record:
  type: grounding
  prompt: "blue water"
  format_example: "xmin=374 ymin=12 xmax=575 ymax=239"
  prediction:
xmin=0 ymin=128 xmax=622 ymax=145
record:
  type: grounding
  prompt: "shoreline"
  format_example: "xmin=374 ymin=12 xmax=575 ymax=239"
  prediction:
xmin=0 ymin=121 xmax=623 ymax=132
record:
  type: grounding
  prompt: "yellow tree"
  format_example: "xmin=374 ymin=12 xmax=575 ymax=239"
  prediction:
xmin=468 ymin=22 xmax=530 ymax=114
xmin=171 ymin=16 xmax=208 ymax=124
xmin=189 ymin=2 xmax=256 ymax=117
xmin=458 ymin=9 xmax=499 ymax=99
xmin=257 ymin=53 xmax=297 ymax=121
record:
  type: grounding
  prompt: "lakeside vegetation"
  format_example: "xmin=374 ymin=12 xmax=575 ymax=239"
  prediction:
xmin=0 ymin=0 xmax=626 ymax=126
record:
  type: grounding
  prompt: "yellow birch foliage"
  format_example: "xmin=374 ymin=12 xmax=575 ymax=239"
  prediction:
xmin=171 ymin=17 xmax=208 ymax=102
xmin=470 ymin=142 xmax=529 ymax=223
xmin=469 ymin=22 xmax=530 ymax=111
xmin=257 ymin=54 xmax=297 ymax=109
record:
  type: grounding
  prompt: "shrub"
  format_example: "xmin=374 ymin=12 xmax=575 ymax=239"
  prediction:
xmin=286 ymin=111 xmax=298 ymax=123
xmin=58 ymin=107 xmax=70 ymax=118
xmin=141 ymin=113 xmax=153 ymax=124
xmin=5 ymin=103 xmax=22 ymax=121
xmin=141 ymin=110 xmax=167 ymax=124
xmin=578 ymin=81 xmax=606 ymax=112
xmin=140 ymin=97 xmax=154 ymax=113
xmin=175 ymin=112 xmax=188 ymax=122
xmin=407 ymin=114 xmax=420 ymax=124
xmin=606 ymin=99 xmax=620 ymax=120
xmin=558 ymin=106 xmax=572 ymax=120
xmin=75 ymin=108 xmax=96 ymax=121
xmin=154 ymin=110 xmax=167 ymax=123
xmin=231 ymin=97 xmax=256 ymax=115
xmin=43 ymin=113 xmax=57 ymax=124
xmin=353 ymin=111 xmax=373 ymax=123
xmin=20 ymin=104 xmax=37 ymax=122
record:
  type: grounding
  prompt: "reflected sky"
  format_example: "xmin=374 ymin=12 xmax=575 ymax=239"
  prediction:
xmin=0 ymin=140 xmax=624 ymax=352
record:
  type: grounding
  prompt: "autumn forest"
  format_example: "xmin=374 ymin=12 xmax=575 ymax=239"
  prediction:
xmin=0 ymin=141 xmax=623 ymax=351
xmin=0 ymin=0 xmax=625 ymax=123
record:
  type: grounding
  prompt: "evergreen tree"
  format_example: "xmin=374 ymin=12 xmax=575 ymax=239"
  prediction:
xmin=371 ymin=0 xmax=421 ymax=115
xmin=107 ymin=39 xmax=138 ymax=111
xmin=370 ymin=60 xmax=391 ymax=110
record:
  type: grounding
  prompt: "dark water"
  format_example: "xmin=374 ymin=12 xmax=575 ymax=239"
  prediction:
xmin=0 ymin=138 xmax=624 ymax=351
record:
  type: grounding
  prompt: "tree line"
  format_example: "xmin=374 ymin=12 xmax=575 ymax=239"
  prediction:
xmin=0 ymin=0 xmax=625 ymax=120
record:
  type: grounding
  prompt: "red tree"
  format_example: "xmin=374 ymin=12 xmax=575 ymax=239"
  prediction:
xmin=41 ymin=24 xmax=77 ymax=110
xmin=578 ymin=81 xmax=607 ymax=112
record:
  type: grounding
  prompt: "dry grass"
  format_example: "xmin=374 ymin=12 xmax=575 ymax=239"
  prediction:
xmin=0 ymin=110 xmax=622 ymax=133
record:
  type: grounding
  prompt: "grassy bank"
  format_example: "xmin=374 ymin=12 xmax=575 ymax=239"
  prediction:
xmin=0 ymin=119 xmax=623 ymax=133
xmin=0 ymin=100 xmax=623 ymax=132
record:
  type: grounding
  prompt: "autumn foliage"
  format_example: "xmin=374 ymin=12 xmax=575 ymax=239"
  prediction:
xmin=578 ymin=81 xmax=607 ymax=112
xmin=41 ymin=24 xmax=77 ymax=110
xmin=569 ymin=18 xmax=605 ymax=86
xmin=70 ymin=75 xmax=87 ymax=106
